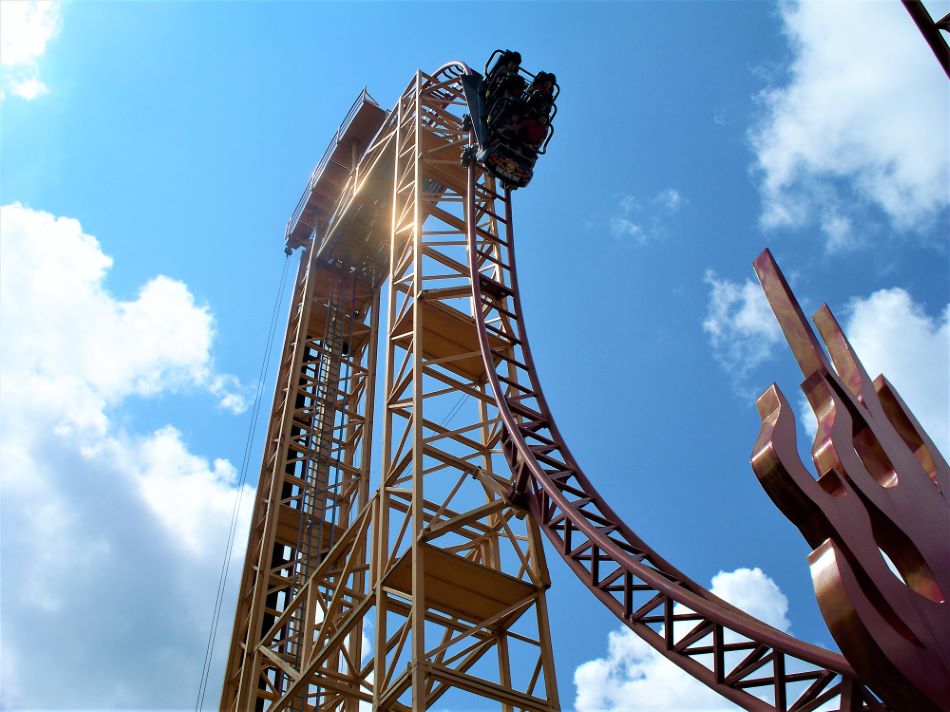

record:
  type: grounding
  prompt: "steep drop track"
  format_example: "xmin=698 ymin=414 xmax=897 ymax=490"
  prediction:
xmin=459 ymin=153 xmax=883 ymax=710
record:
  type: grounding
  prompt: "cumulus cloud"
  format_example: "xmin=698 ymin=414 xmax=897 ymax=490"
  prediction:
xmin=0 ymin=203 xmax=253 ymax=708
xmin=0 ymin=1 xmax=61 ymax=100
xmin=750 ymin=0 xmax=950 ymax=246
xmin=609 ymin=189 xmax=686 ymax=244
xmin=574 ymin=568 xmax=790 ymax=711
xmin=1 ymin=203 xmax=248 ymax=417
xmin=702 ymin=271 xmax=783 ymax=384
xmin=835 ymin=288 xmax=948 ymax=456
xmin=656 ymin=188 xmax=683 ymax=212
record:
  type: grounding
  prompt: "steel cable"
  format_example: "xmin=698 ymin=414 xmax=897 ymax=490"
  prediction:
xmin=194 ymin=250 xmax=293 ymax=711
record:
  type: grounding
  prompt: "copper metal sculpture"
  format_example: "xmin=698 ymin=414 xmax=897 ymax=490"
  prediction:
xmin=751 ymin=249 xmax=950 ymax=711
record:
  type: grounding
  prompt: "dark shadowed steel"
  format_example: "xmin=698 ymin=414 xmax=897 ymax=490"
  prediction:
xmin=751 ymin=249 xmax=950 ymax=711
xmin=902 ymin=0 xmax=950 ymax=78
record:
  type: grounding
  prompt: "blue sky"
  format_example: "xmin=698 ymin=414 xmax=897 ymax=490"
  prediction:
xmin=1 ymin=1 xmax=947 ymax=709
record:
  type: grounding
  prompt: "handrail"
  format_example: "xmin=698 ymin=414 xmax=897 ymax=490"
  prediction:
xmin=286 ymin=88 xmax=383 ymax=243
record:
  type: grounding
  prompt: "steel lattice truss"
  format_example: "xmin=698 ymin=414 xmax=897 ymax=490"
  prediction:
xmin=222 ymin=63 xmax=890 ymax=711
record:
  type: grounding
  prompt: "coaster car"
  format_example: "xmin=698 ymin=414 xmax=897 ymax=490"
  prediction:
xmin=462 ymin=50 xmax=559 ymax=190
xmin=477 ymin=143 xmax=537 ymax=189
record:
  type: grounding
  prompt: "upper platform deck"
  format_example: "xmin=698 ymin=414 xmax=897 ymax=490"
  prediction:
xmin=285 ymin=89 xmax=388 ymax=250
xmin=285 ymin=76 xmax=470 ymax=289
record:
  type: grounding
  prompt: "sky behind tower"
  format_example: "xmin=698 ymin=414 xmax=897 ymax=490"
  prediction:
xmin=1 ymin=1 xmax=948 ymax=709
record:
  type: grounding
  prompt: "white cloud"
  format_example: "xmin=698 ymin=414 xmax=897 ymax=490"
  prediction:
xmin=8 ymin=75 xmax=48 ymax=99
xmin=750 ymin=0 xmax=950 ymax=245
xmin=0 ymin=1 xmax=60 ymax=101
xmin=1 ymin=203 xmax=247 ymax=419
xmin=0 ymin=0 xmax=60 ymax=66
xmin=838 ymin=288 xmax=948 ymax=456
xmin=655 ymin=188 xmax=683 ymax=212
xmin=0 ymin=203 xmax=253 ymax=708
xmin=574 ymin=568 xmax=790 ymax=711
xmin=819 ymin=209 xmax=856 ymax=253
xmin=609 ymin=188 xmax=686 ymax=245
xmin=610 ymin=215 xmax=645 ymax=241
xmin=702 ymin=271 xmax=783 ymax=382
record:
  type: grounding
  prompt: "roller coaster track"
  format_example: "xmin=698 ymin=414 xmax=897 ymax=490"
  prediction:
xmin=453 ymin=85 xmax=885 ymax=707
xmin=225 ymin=59 xmax=894 ymax=710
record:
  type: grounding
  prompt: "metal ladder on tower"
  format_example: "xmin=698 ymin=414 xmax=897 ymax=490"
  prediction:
xmin=284 ymin=273 xmax=351 ymax=711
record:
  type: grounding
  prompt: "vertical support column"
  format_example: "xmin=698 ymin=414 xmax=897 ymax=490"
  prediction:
xmin=372 ymin=65 xmax=560 ymax=711
xmin=375 ymin=70 xmax=417 ymax=708
xmin=226 ymin=241 xmax=321 ymax=712
xmin=228 ymin=61 xmax=561 ymax=712
xmin=222 ymin=235 xmax=384 ymax=710
xmin=409 ymin=71 xmax=428 ymax=712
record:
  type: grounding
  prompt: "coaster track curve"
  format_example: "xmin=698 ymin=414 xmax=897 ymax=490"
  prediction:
xmin=455 ymin=111 xmax=884 ymax=709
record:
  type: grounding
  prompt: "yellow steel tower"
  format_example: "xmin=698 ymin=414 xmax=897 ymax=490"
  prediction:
xmin=221 ymin=63 xmax=560 ymax=711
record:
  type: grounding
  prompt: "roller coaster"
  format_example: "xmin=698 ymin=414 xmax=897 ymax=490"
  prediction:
xmin=220 ymin=31 xmax=947 ymax=712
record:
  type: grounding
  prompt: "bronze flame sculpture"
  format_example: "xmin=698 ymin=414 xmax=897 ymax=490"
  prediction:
xmin=751 ymin=249 xmax=950 ymax=711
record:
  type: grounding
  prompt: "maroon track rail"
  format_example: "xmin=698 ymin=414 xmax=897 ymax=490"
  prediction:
xmin=462 ymin=165 xmax=884 ymax=710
